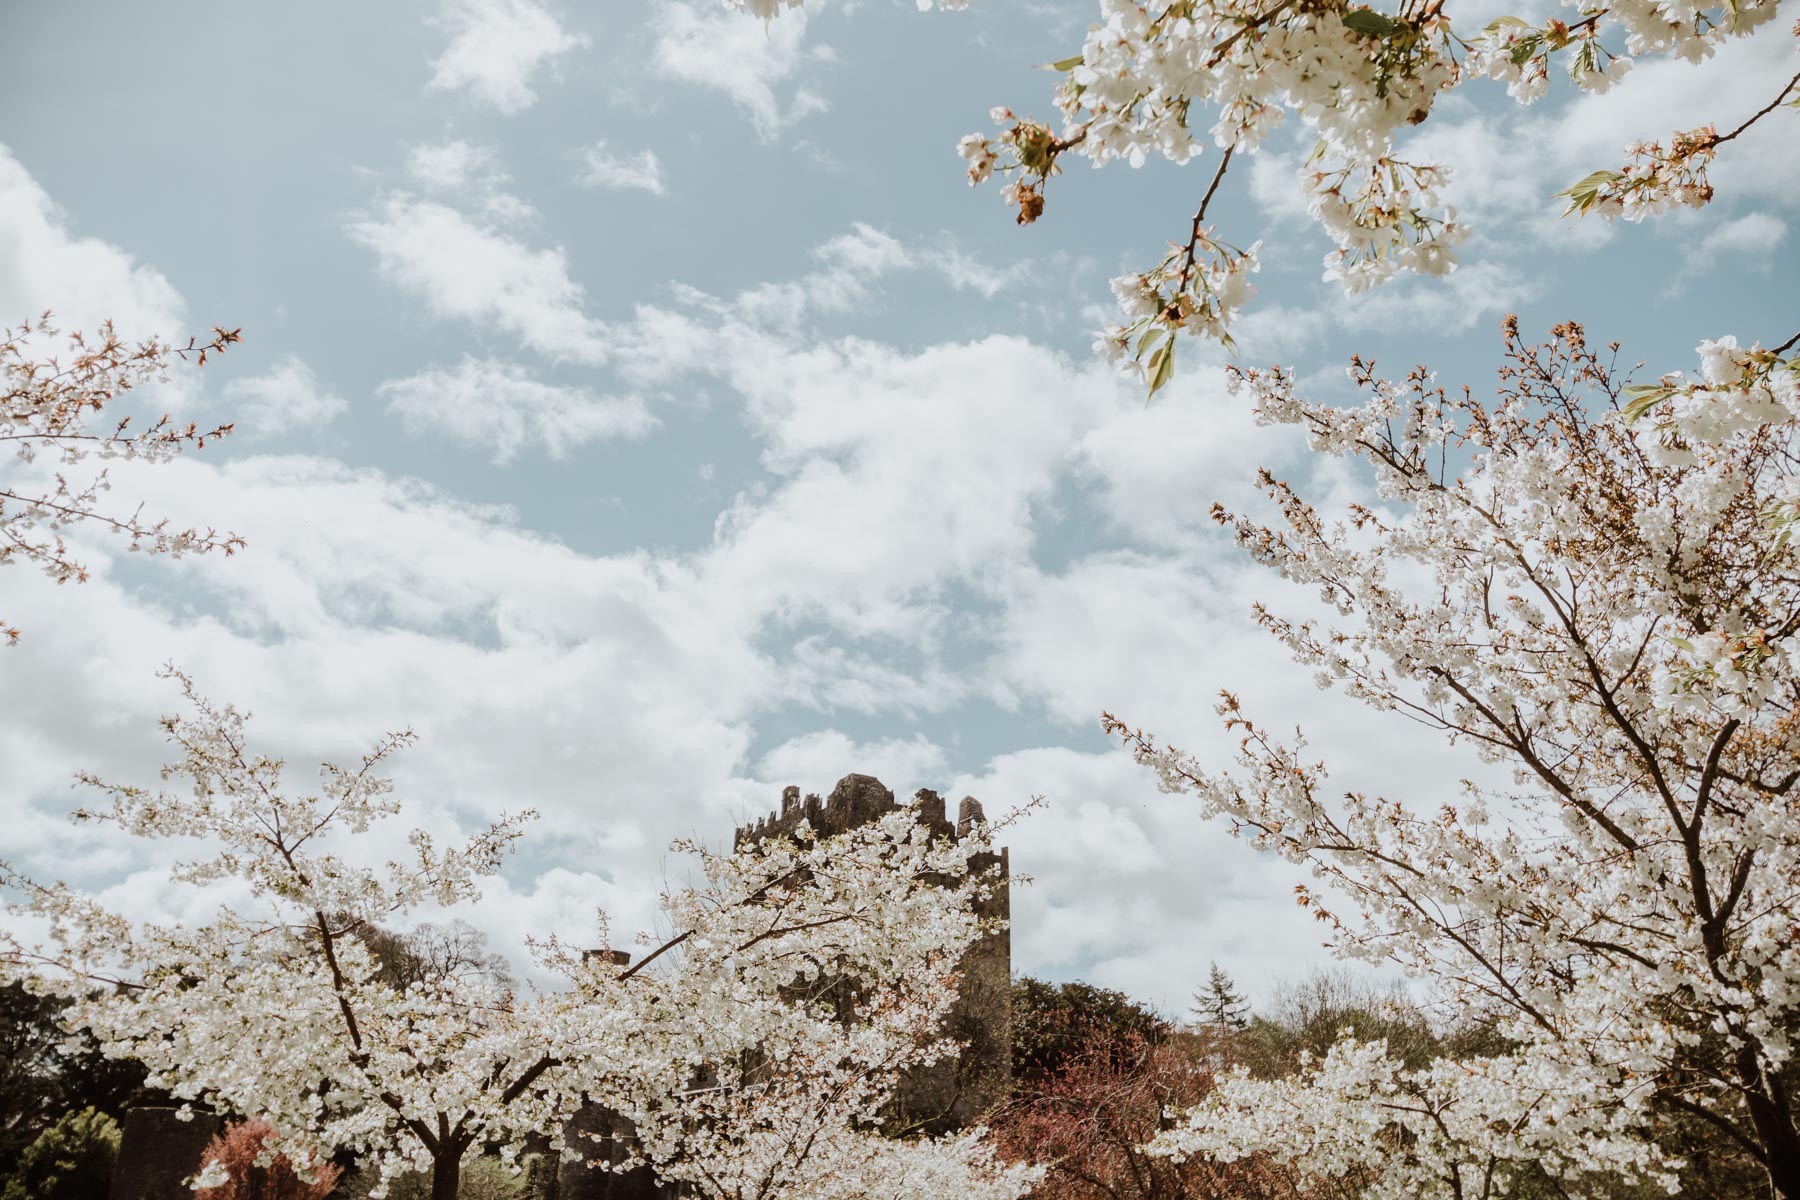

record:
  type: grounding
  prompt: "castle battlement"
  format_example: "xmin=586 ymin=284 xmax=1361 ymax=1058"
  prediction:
xmin=734 ymin=772 xmax=993 ymax=851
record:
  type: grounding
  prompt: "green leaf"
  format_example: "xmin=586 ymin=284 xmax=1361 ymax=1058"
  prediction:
xmin=1484 ymin=15 xmax=1531 ymax=30
xmin=1508 ymin=33 xmax=1543 ymax=65
xmin=1342 ymin=8 xmax=1399 ymax=37
xmin=1136 ymin=326 xmax=1166 ymax=356
xmin=1568 ymin=41 xmax=1595 ymax=79
xmin=1039 ymin=54 xmax=1085 ymax=71
xmin=1554 ymin=169 xmax=1621 ymax=216
xmin=1621 ymin=383 xmax=1675 ymax=422
xmin=1147 ymin=340 xmax=1176 ymax=397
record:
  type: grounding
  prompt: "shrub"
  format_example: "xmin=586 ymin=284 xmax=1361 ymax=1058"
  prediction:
xmin=0 ymin=1107 xmax=120 ymax=1200
xmin=194 ymin=1119 xmax=340 ymax=1200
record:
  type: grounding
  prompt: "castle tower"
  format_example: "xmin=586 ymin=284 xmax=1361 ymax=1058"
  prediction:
xmin=735 ymin=773 xmax=1013 ymax=1130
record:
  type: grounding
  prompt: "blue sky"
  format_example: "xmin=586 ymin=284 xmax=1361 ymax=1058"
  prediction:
xmin=1 ymin=0 xmax=1795 ymax=1012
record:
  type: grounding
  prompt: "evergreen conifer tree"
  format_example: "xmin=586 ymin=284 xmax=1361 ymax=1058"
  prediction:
xmin=1191 ymin=962 xmax=1250 ymax=1032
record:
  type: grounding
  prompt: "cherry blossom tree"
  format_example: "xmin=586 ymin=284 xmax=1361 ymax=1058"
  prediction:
xmin=1 ymin=318 xmax=242 ymax=643
xmin=0 ymin=670 xmax=1036 ymax=1200
xmin=1104 ymin=321 xmax=1800 ymax=1196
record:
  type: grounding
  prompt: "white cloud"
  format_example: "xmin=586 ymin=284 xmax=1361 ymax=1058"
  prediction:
xmin=406 ymin=139 xmax=499 ymax=193
xmin=347 ymin=193 xmax=610 ymax=363
xmin=756 ymin=731 xmax=950 ymax=800
xmin=222 ymin=356 xmax=348 ymax=439
xmin=379 ymin=356 xmax=656 ymax=463
xmin=0 ymin=144 xmax=187 ymax=345
xmin=1247 ymin=149 xmax=1312 ymax=228
xmin=1075 ymin=367 xmax=1304 ymax=545
xmin=1347 ymin=260 xmax=1539 ymax=335
xmin=924 ymin=242 xmax=1039 ymax=299
xmin=725 ymin=223 xmax=1036 ymax=328
xmin=731 ymin=223 xmax=913 ymax=325
xmin=404 ymin=140 xmax=537 ymax=225
xmin=652 ymin=1 xmax=832 ymax=140
xmin=577 ymin=143 xmax=668 ymax=195
xmin=427 ymin=0 xmax=588 ymax=115
xmin=1675 ymin=210 xmax=1788 ymax=286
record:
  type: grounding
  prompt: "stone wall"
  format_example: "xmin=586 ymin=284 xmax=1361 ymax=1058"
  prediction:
xmin=108 ymin=1106 xmax=219 ymax=1200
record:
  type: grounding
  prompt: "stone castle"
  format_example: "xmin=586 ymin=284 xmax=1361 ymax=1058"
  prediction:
xmin=105 ymin=773 xmax=1013 ymax=1200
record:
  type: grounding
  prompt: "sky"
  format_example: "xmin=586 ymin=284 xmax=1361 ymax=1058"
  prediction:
xmin=0 ymin=0 xmax=1796 ymax=1015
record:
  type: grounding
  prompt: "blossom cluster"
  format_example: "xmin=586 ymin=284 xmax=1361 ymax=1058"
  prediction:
xmin=1624 ymin=334 xmax=1800 ymax=462
xmin=1094 ymin=233 xmax=1261 ymax=393
xmin=1559 ymin=126 xmax=1721 ymax=221
xmin=1304 ymin=152 xmax=1465 ymax=293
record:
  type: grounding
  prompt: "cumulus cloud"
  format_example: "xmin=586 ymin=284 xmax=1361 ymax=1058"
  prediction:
xmin=1346 ymin=260 xmax=1539 ymax=335
xmin=347 ymin=193 xmax=610 ymax=363
xmin=4 ymin=223 xmax=1409 ymax=997
xmin=427 ymin=0 xmax=588 ymax=115
xmin=379 ymin=355 xmax=656 ymax=463
xmin=728 ymin=223 xmax=1036 ymax=327
xmin=952 ymin=747 xmax=1322 ymax=1007
xmin=652 ymin=1 xmax=831 ymax=140
xmin=406 ymin=139 xmax=500 ymax=193
xmin=0 ymin=144 xmax=187 ymax=345
xmin=577 ymin=143 xmax=668 ymax=195
xmin=756 ymin=730 xmax=950 ymax=800
xmin=223 ymin=356 xmax=348 ymax=439
xmin=1674 ymin=210 xmax=1788 ymax=287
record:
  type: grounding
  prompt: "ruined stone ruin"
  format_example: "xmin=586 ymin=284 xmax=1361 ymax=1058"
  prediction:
xmin=106 ymin=773 xmax=1012 ymax=1199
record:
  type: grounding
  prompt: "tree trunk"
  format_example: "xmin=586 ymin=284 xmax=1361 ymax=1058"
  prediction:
xmin=1759 ymin=1119 xmax=1800 ymax=1200
xmin=430 ymin=1147 xmax=463 ymax=1200
xmin=1736 ymin=1044 xmax=1800 ymax=1200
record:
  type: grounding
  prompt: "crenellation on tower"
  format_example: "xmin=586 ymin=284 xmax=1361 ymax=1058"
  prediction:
xmin=912 ymin=788 xmax=953 ymax=839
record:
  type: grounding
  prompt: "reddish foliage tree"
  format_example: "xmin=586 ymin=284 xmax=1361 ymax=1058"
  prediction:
xmin=990 ymin=1026 xmax=1304 ymax=1200
xmin=194 ymin=1120 xmax=341 ymax=1200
